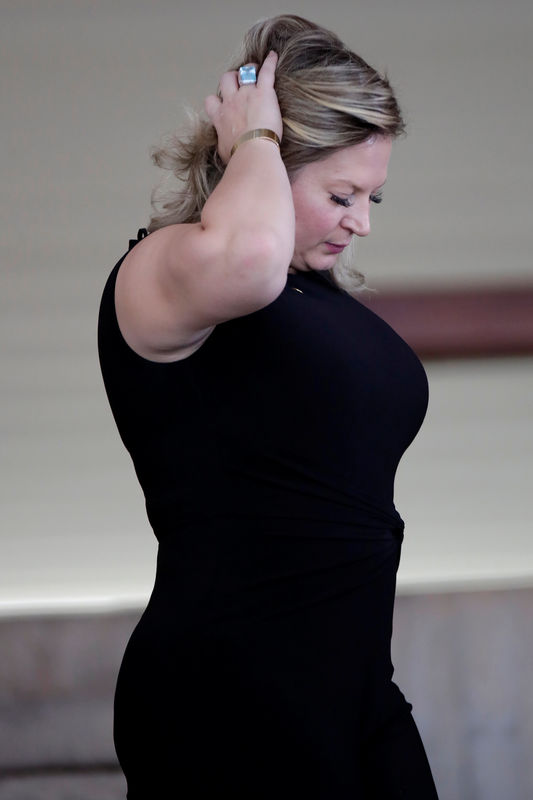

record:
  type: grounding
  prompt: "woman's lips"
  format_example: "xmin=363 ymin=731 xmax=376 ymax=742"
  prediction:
xmin=324 ymin=242 xmax=349 ymax=253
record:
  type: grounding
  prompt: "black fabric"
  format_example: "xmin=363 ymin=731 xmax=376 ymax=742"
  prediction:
xmin=98 ymin=241 xmax=438 ymax=798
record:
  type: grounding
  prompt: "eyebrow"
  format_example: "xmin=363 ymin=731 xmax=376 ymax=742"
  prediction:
xmin=333 ymin=180 xmax=387 ymax=193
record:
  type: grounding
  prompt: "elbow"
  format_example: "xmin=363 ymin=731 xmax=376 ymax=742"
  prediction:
xmin=228 ymin=229 xmax=292 ymax=302
xmin=232 ymin=227 xmax=293 ymax=278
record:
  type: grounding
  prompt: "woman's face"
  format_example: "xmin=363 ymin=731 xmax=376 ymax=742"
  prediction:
xmin=289 ymin=135 xmax=392 ymax=272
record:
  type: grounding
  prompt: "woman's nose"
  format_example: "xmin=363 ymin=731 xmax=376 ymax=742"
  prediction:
xmin=341 ymin=204 xmax=371 ymax=237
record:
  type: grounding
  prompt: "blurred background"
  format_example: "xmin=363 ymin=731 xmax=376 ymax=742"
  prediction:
xmin=1 ymin=0 xmax=532 ymax=797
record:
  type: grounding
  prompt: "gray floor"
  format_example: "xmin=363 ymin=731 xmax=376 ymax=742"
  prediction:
xmin=0 ymin=771 xmax=126 ymax=800
xmin=2 ymin=588 xmax=533 ymax=800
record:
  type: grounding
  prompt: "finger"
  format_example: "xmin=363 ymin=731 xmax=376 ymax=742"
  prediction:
xmin=237 ymin=62 xmax=259 ymax=88
xmin=256 ymin=50 xmax=278 ymax=88
xmin=204 ymin=94 xmax=221 ymax=121
xmin=218 ymin=71 xmax=239 ymax=98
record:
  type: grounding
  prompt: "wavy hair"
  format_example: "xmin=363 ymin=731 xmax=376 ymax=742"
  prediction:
xmin=147 ymin=14 xmax=405 ymax=292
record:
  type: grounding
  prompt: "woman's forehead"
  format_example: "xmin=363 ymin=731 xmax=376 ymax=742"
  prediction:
xmin=298 ymin=138 xmax=392 ymax=185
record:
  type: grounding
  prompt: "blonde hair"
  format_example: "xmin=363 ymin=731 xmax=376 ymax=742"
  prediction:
xmin=148 ymin=14 xmax=405 ymax=293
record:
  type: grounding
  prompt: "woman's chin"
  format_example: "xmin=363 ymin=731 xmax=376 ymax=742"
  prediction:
xmin=290 ymin=249 xmax=339 ymax=272
xmin=310 ymin=256 xmax=339 ymax=271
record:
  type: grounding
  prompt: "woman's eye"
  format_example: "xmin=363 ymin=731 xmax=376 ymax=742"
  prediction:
xmin=330 ymin=192 xmax=384 ymax=207
xmin=330 ymin=194 xmax=352 ymax=208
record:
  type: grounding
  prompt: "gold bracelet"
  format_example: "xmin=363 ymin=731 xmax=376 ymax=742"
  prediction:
xmin=230 ymin=128 xmax=281 ymax=158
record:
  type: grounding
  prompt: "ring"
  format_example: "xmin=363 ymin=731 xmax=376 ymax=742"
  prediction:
xmin=238 ymin=64 xmax=257 ymax=86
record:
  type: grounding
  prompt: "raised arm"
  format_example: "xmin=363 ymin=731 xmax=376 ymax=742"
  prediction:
xmin=115 ymin=51 xmax=295 ymax=362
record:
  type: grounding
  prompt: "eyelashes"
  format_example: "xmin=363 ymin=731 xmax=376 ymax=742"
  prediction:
xmin=330 ymin=192 xmax=383 ymax=207
xmin=330 ymin=194 xmax=352 ymax=208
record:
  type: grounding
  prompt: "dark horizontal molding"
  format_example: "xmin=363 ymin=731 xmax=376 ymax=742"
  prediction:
xmin=0 ymin=762 xmax=120 ymax=779
xmin=359 ymin=284 xmax=533 ymax=359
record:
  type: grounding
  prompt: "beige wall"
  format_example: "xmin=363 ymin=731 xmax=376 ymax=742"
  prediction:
xmin=2 ymin=0 xmax=533 ymax=614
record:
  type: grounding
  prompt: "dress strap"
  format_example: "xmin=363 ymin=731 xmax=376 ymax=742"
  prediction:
xmin=128 ymin=228 xmax=149 ymax=251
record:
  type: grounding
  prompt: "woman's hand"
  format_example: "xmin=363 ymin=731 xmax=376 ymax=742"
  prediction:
xmin=204 ymin=51 xmax=283 ymax=164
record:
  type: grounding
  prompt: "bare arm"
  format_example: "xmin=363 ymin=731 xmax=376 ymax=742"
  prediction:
xmin=115 ymin=52 xmax=295 ymax=361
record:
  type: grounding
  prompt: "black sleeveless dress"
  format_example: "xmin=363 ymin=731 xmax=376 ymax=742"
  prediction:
xmin=98 ymin=232 xmax=438 ymax=799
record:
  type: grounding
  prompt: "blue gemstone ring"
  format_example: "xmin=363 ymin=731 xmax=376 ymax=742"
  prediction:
xmin=238 ymin=64 xmax=257 ymax=86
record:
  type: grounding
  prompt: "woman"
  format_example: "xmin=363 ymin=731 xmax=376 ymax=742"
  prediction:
xmin=98 ymin=14 xmax=439 ymax=799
